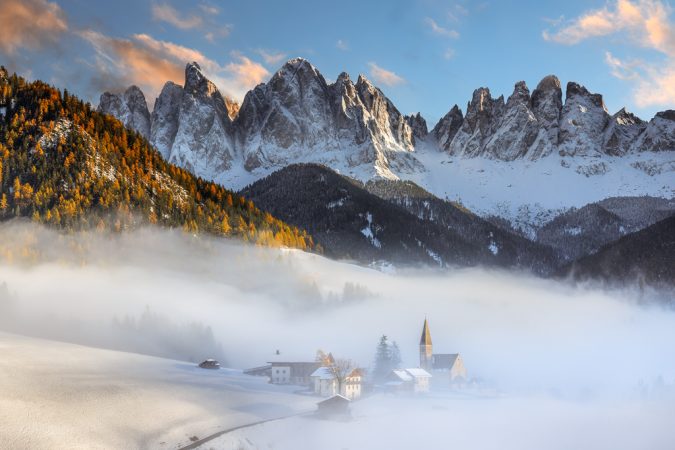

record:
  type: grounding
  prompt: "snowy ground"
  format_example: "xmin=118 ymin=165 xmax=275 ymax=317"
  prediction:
xmin=412 ymin=147 xmax=675 ymax=234
xmin=0 ymin=332 xmax=315 ymax=450
xmin=1 ymin=225 xmax=675 ymax=449
xmin=207 ymin=392 xmax=675 ymax=450
xmin=217 ymin=146 xmax=673 ymax=234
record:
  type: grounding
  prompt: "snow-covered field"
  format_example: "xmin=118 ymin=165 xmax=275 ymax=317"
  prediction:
xmin=1 ymin=224 xmax=674 ymax=449
xmin=412 ymin=147 xmax=675 ymax=233
xmin=0 ymin=332 xmax=314 ymax=450
xmin=216 ymin=392 xmax=675 ymax=450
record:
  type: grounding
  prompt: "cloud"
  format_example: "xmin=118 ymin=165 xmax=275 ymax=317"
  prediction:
xmin=447 ymin=4 xmax=469 ymax=22
xmin=256 ymin=49 xmax=287 ymax=66
xmin=336 ymin=39 xmax=349 ymax=51
xmin=151 ymin=3 xmax=203 ymax=30
xmin=78 ymin=30 xmax=268 ymax=103
xmin=368 ymin=62 xmax=405 ymax=87
xmin=0 ymin=0 xmax=68 ymax=55
xmin=443 ymin=48 xmax=457 ymax=60
xmin=543 ymin=0 xmax=675 ymax=108
xmin=425 ymin=17 xmax=460 ymax=38
xmin=151 ymin=2 xmax=231 ymax=42
xmin=225 ymin=52 xmax=270 ymax=92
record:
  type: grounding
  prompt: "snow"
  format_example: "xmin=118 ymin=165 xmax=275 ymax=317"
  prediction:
xmin=488 ymin=241 xmax=499 ymax=255
xmin=360 ymin=212 xmax=381 ymax=249
xmin=565 ymin=226 xmax=583 ymax=236
xmin=0 ymin=331 xmax=315 ymax=450
xmin=410 ymin=142 xmax=674 ymax=231
xmin=206 ymin=393 xmax=675 ymax=450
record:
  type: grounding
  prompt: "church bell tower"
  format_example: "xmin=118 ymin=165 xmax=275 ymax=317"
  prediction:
xmin=419 ymin=318 xmax=433 ymax=371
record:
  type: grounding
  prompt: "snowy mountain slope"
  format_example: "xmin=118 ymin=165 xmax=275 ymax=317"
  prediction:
xmin=0 ymin=332 xmax=314 ymax=450
xmin=98 ymin=58 xmax=674 ymax=231
xmin=535 ymin=197 xmax=675 ymax=261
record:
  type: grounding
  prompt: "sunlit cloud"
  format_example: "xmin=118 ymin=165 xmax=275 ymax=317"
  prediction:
xmin=256 ymin=49 xmax=287 ymax=66
xmin=151 ymin=2 xmax=231 ymax=42
xmin=425 ymin=17 xmax=460 ymax=38
xmin=78 ymin=31 xmax=268 ymax=103
xmin=0 ymin=0 xmax=68 ymax=55
xmin=151 ymin=3 xmax=203 ymax=30
xmin=226 ymin=52 xmax=270 ymax=91
xmin=368 ymin=62 xmax=405 ymax=87
xmin=543 ymin=0 xmax=675 ymax=108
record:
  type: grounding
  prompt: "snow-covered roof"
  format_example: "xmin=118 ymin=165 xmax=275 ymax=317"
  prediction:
xmin=404 ymin=368 xmax=431 ymax=378
xmin=310 ymin=367 xmax=335 ymax=379
xmin=390 ymin=369 xmax=413 ymax=382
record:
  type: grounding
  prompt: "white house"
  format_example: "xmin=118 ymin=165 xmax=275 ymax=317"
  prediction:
xmin=386 ymin=368 xmax=432 ymax=393
xmin=267 ymin=362 xmax=319 ymax=386
xmin=310 ymin=367 xmax=363 ymax=400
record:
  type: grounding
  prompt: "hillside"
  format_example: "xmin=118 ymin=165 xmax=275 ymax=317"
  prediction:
xmin=240 ymin=163 xmax=556 ymax=272
xmin=562 ymin=215 xmax=675 ymax=287
xmin=0 ymin=68 xmax=313 ymax=250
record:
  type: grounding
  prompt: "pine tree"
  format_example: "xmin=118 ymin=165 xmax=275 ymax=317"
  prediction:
xmin=390 ymin=341 xmax=402 ymax=369
xmin=373 ymin=335 xmax=392 ymax=381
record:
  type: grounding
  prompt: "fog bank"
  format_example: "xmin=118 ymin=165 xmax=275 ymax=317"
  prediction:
xmin=0 ymin=221 xmax=674 ymax=397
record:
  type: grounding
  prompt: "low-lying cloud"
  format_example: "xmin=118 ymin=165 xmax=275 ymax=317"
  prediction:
xmin=0 ymin=221 xmax=673 ymax=399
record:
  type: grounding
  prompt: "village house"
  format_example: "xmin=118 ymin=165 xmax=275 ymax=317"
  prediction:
xmin=316 ymin=395 xmax=351 ymax=419
xmin=310 ymin=366 xmax=363 ymax=400
xmin=386 ymin=368 xmax=432 ymax=393
xmin=419 ymin=319 xmax=467 ymax=384
xmin=268 ymin=361 xmax=320 ymax=386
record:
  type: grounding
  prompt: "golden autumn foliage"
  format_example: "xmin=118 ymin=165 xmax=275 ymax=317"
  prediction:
xmin=0 ymin=67 xmax=315 ymax=251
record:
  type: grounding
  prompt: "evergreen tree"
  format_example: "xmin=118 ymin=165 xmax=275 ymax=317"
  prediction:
xmin=390 ymin=341 xmax=402 ymax=369
xmin=373 ymin=335 xmax=392 ymax=381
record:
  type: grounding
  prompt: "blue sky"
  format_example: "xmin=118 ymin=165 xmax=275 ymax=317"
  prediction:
xmin=1 ymin=0 xmax=674 ymax=125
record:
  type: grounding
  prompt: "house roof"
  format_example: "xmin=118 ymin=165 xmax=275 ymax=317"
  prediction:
xmin=420 ymin=318 xmax=432 ymax=346
xmin=390 ymin=369 xmax=414 ymax=382
xmin=311 ymin=367 xmax=335 ymax=379
xmin=432 ymin=353 xmax=460 ymax=370
xmin=404 ymin=368 xmax=432 ymax=378
xmin=317 ymin=394 xmax=350 ymax=405
xmin=311 ymin=367 xmax=363 ymax=380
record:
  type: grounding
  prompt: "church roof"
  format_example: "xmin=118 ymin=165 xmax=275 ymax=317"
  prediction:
xmin=420 ymin=318 xmax=432 ymax=346
xmin=432 ymin=353 xmax=459 ymax=370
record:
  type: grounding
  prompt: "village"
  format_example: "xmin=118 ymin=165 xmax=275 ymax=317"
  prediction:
xmin=238 ymin=319 xmax=470 ymax=415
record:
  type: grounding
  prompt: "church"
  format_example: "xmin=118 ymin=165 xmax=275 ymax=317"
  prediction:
xmin=419 ymin=319 xmax=467 ymax=383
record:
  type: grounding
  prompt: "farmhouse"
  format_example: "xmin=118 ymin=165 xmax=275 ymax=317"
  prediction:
xmin=310 ymin=366 xmax=363 ymax=400
xmin=386 ymin=368 xmax=432 ymax=393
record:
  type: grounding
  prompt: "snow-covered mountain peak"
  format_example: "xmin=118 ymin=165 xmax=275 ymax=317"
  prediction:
xmin=98 ymin=85 xmax=151 ymax=139
xmin=565 ymin=81 xmax=607 ymax=111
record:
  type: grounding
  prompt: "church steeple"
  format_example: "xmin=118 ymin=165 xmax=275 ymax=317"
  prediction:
xmin=419 ymin=318 xmax=433 ymax=370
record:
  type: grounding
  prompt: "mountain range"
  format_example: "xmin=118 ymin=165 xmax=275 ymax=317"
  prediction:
xmin=99 ymin=58 xmax=674 ymax=232
xmin=95 ymin=57 xmax=674 ymax=283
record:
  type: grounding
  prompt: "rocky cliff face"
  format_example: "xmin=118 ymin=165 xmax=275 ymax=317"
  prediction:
xmin=233 ymin=58 xmax=418 ymax=178
xmin=98 ymin=86 xmax=151 ymax=139
xmin=99 ymin=59 xmax=674 ymax=189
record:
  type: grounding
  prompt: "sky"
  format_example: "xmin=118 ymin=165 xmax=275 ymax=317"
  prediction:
xmin=0 ymin=0 xmax=674 ymax=125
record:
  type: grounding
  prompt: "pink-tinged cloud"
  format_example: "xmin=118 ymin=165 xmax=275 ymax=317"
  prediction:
xmin=256 ymin=49 xmax=287 ymax=66
xmin=368 ymin=62 xmax=405 ymax=87
xmin=79 ymin=31 xmax=269 ymax=103
xmin=151 ymin=2 xmax=231 ymax=42
xmin=544 ymin=1 xmax=675 ymax=108
xmin=0 ymin=0 xmax=68 ymax=55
